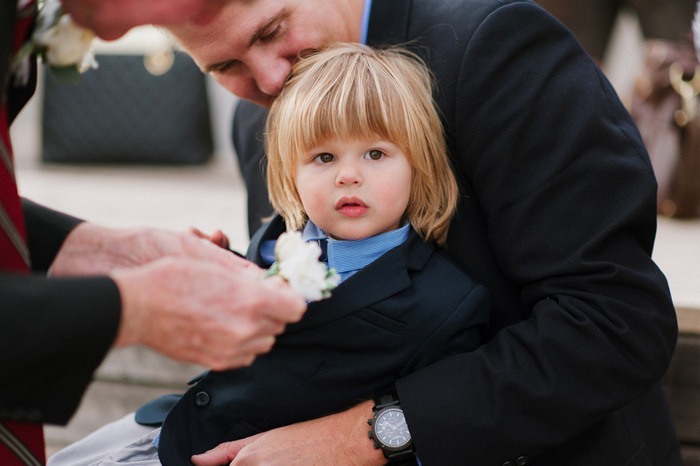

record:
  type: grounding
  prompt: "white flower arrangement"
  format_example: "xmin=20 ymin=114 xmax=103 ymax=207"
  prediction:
xmin=14 ymin=0 xmax=97 ymax=84
xmin=265 ymin=231 xmax=340 ymax=302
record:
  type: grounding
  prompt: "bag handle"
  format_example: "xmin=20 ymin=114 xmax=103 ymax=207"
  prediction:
xmin=670 ymin=62 xmax=700 ymax=127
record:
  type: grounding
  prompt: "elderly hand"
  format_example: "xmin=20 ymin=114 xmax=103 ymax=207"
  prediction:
xmin=50 ymin=222 xmax=243 ymax=276
xmin=51 ymin=222 xmax=307 ymax=370
xmin=111 ymin=257 xmax=305 ymax=370
xmin=60 ymin=0 xmax=227 ymax=40
xmin=191 ymin=401 xmax=386 ymax=465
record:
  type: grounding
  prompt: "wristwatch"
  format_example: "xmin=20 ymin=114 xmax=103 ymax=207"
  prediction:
xmin=367 ymin=392 xmax=416 ymax=465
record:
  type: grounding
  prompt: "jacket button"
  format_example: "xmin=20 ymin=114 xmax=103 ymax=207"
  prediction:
xmin=194 ymin=391 xmax=210 ymax=407
xmin=516 ymin=456 xmax=530 ymax=465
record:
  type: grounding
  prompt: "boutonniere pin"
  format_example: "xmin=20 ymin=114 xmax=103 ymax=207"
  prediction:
xmin=265 ymin=231 xmax=340 ymax=302
xmin=14 ymin=0 xmax=97 ymax=84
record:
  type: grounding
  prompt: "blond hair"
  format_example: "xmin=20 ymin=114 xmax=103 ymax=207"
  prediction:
xmin=265 ymin=43 xmax=459 ymax=246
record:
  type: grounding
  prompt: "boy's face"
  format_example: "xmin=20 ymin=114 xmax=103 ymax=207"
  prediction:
xmin=169 ymin=0 xmax=363 ymax=108
xmin=294 ymin=136 xmax=413 ymax=240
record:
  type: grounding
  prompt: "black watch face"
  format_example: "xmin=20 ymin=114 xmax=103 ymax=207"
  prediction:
xmin=375 ymin=407 xmax=411 ymax=449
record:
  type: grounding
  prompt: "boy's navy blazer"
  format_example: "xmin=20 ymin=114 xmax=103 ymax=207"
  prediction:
xmin=145 ymin=215 xmax=490 ymax=464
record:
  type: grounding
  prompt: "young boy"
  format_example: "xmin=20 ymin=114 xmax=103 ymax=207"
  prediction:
xmin=48 ymin=43 xmax=490 ymax=466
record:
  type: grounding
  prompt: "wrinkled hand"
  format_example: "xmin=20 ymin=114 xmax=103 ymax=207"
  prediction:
xmin=111 ymin=258 xmax=305 ymax=370
xmin=191 ymin=401 xmax=386 ymax=466
xmin=50 ymin=222 xmax=243 ymax=276
xmin=51 ymin=223 xmax=306 ymax=370
xmin=61 ymin=0 xmax=227 ymax=40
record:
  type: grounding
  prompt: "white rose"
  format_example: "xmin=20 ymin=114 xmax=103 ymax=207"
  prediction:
xmin=34 ymin=14 xmax=95 ymax=68
xmin=269 ymin=232 xmax=340 ymax=302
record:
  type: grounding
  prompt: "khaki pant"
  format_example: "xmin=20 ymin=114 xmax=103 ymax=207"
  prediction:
xmin=46 ymin=413 xmax=160 ymax=466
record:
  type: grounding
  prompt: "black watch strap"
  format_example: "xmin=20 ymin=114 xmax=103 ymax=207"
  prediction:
xmin=369 ymin=391 xmax=417 ymax=465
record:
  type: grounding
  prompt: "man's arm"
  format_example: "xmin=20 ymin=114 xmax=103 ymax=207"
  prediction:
xmin=0 ymin=273 xmax=121 ymax=425
xmin=191 ymin=401 xmax=386 ymax=466
xmin=395 ymin=2 xmax=677 ymax=464
xmin=5 ymin=201 xmax=306 ymax=425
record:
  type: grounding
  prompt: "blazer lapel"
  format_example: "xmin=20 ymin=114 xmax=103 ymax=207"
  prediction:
xmin=247 ymin=215 xmax=435 ymax=333
xmin=245 ymin=214 xmax=285 ymax=264
xmin=286 ymin=230 xmax=434 ymax=333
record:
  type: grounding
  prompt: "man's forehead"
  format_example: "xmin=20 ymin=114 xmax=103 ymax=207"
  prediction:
xmin=171 ymin=0 xmax=277 ymax=46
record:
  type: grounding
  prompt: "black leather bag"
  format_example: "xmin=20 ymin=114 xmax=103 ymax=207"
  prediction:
xmin=41 ymin=51 xmax=213 ymax=164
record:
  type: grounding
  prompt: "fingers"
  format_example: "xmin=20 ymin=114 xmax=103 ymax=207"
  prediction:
xmin=185 ymin=227 xmax=230 ymax=249
xmin=206 ymin=335 xmax=277 ymax=371
xmin=257 ymin=275 xmax=308 ymax=323
xmin=112 ymin=257 xmax=306 ymax=370
xmin=209 ymin=229 xmax=230 ymax=249
xmin=191 ymin=436 xmax=260 ymax=466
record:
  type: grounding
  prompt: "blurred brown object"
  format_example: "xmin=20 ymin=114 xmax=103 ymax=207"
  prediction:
xmin=628 ymin=40 xmax=700 ymax=218
xmin=534 ymin=0 xmax=696 ymax=62
xmin=536 ymin=0 xmax=700 ymax=218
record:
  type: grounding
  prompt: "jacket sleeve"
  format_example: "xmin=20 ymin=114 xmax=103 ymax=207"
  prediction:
xmin=22 ymin=199 xmax=83 ymax=272
xmin=396 ymin=2 xmax=677 ymax=464
xmin=0 ymin=201 xmax=121 ymax=425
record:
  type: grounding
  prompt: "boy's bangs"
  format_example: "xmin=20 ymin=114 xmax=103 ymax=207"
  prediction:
xmin=291 ymin=57 xmax=408 ymax=152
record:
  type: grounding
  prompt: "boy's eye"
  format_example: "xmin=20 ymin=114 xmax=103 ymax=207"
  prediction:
xmin=364 ymin=150 xmax=384 ymax=160
xmin=314 ymin=153 xmax=334 ymax=163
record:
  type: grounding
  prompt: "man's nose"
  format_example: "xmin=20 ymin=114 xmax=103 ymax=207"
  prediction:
xmin=250 ymin=56 xmax=293 ymax=97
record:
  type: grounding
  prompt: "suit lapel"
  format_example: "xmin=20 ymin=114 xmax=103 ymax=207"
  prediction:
xmin=245 ymin=214 xmax=284 ymax=264
xmin=247 ymin=215 xmax=434 ymax=333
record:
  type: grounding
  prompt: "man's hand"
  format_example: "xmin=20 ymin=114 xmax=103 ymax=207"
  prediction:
xmin=191 ymin=401 xmax=387 ymax=465
xmin=61 ymin=0 xmax=228 ymax=40
xmin=111 ymin=257 xmax=305 ymax=370
xmin=50 ymin=222 xmax=306 ymax=371
xmin=50 ymin=222 xmax=245 ymax=276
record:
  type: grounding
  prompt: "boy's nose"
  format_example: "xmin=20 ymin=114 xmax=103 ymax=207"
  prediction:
xmin=336 ymin=163 xmax=362 ymax=185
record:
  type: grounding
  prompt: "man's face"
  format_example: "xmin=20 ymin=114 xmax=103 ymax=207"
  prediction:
xmin=170 ymin=0 xmax=363 ymax=107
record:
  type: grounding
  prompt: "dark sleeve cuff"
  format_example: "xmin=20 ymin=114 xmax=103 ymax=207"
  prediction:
xmin=22 ymin=198 xmax=84 ymax=272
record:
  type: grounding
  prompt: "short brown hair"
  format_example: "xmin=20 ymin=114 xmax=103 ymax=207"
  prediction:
xmin=265 ymin=43 xmax=459 ymax=245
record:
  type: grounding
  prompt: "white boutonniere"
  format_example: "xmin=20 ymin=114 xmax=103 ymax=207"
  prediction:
xmin=265 ymin=231 xmax=340 ymax=302
xmin=14 ymin=0 xmax=97 ymax=84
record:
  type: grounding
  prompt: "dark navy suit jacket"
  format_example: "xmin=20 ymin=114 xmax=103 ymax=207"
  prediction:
xmin=232 ymin=1 xmax=680 ymax=464
xmin=142 ymin=215 xmax=490 ymax=464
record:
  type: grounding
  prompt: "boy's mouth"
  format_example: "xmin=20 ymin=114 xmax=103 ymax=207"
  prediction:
xmin=336 ymin=197 xmax=368 ymax=217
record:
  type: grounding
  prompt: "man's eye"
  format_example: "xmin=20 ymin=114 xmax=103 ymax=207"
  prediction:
xmin=314 ymin=153 xmax=334 ymax=163
xmin=208 ymin=60 xmax=239 ymax=74
xmin=259 ymin=25 xmax=282 ymax=43
xmin=364 ymin=150 xmax=384 ymax=160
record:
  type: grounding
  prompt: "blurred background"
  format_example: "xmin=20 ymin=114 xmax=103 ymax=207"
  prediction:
xmin=8 ymin=14 xmax=700 ymax=461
